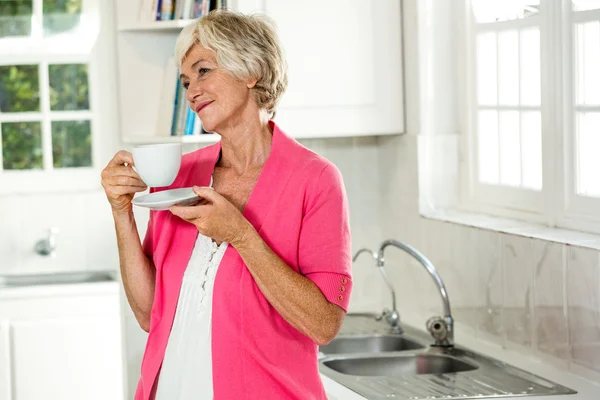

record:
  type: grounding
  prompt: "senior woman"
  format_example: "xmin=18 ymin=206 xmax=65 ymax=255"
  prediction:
xmin=101 ymin=10 xmax=352 ymax=400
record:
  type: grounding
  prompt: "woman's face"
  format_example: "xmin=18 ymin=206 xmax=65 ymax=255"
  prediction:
xmin=180 ymin=44 xmax=256 ymax=133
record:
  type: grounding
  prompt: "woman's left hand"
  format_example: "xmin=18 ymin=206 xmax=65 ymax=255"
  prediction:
xmin=169 ymin=186 xmax=252 ymax=246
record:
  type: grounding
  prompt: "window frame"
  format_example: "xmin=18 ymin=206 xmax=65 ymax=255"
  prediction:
xmin=0 ymin=0 xmax=103 ymax=195
xmin=461 ymin=0 xmax=600 ymax=234
xmin=562 ymin=6 xmax=600 ymax=232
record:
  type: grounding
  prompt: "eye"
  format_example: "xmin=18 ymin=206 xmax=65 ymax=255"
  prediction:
xmin=199 ymin=68 xmax=211 ymax=76
xmin=182 ymin=82 xmax=189 ymax=90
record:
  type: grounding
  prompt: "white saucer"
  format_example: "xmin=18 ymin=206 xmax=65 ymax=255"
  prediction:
xmin=132 ymin=187 xmax=202 ymax=210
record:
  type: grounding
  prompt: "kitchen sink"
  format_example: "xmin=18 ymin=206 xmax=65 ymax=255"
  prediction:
xmin=319 ymin=314 xmax=577 ymax=400
xmin=323 ymin=354 xmax=477 ymax=376
xmin=320 ymin=335 xmax=424 ymax=355
xmin=0 ymin=271 xmax=117 ymax=288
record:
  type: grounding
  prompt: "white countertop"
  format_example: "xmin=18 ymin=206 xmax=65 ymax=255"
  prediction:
xmin=321 ymin=315 xmax=600 ymax=400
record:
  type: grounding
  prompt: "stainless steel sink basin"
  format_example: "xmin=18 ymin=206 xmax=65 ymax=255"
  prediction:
xmin=320 ymin=335 xmax=424 ymax=355
xmin=0 ymin=271 xmax=117 ymax=288
xmin=319 ymin=314 xmax=577 ymax=399
xmin=323 ymin=354 xmax=477 ymax=376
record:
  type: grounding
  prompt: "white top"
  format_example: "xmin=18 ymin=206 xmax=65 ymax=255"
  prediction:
xmin=154 ymin=233 xmax=228 ymax=400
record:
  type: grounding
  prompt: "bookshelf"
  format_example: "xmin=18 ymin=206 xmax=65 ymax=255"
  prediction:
xmin=114 ymin=1 xmax=214 ymax=145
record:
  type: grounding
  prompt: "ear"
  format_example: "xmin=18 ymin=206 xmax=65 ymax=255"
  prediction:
xmin=246 ymin=77 xmax=258 ymax=89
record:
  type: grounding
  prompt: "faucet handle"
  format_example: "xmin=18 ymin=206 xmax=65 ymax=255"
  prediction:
xmin=426 ymin=316 xmax=449 ymax=345
xmin=376 ymin=308 xmax=390 ymax=321
xmin=35 ymin=227 xmax=59 ymax=257
xmin=376 ymin=308 xmax=403 ymax=333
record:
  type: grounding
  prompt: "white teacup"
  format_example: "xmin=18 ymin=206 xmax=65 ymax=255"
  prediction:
xmin=132 ymin=143 xmax=182 ymax=187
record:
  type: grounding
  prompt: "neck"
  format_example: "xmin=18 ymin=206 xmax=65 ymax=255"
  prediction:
xmin=217 ymin=111 xmax=273 ymax=175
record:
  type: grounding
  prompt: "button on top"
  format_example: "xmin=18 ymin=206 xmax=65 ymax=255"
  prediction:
xmin=339 ymin=286 xmax=345 ymax=292
xmin=340 ymin=277 xmax=348 ymax=284
xmin=337 ymin=295 xmax=343 ymax=301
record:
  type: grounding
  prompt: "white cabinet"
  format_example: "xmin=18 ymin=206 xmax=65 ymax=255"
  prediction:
xmin=115 ymin=0 xmax=404 ymax=144
xmin=0 ymin=283 xmax=125 ymax=400
xmin=240 ymin=0 xmax=405 ymax=138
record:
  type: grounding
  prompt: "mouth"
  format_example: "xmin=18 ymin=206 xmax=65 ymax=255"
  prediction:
xmin=195 ymin=101 xmax=213 ymax=113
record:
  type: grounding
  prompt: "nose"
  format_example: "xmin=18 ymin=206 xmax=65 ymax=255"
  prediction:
xmin=186 ymin=80 xmax=203 ymax=104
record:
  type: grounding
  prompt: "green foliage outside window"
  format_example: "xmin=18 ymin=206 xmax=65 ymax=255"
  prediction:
xmin=52 ymin=120 xmax=91 ymax=168
xmin=0 ymin=65 xmax=40 ymax=113
xmin=0 ymin=1 xmax=90 ymax=171
xmin=49 ymin=64 xmax=89 ymax=111
xmin=0 ymin=0 xmax=33 ymax=38
xmin=0 ymin=63 xmax=91 ymax=170
xmin=43 ymin=0 xmax=82 ymax=36
xmin=1 ymin=122 xmax=43 ymax=170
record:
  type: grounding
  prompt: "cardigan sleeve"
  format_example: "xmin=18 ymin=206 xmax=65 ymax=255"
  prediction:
xmin=298 ymin=163 xmax=353 ymax=312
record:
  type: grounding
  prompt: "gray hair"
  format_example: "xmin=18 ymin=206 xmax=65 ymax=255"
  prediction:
xmin=175 ymin=9 xmax=288 ymax=118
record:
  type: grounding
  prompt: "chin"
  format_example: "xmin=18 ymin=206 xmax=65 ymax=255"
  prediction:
xmin=200 ymin=111 xmax=229 ymax=132
xmin=199 ymin=118 xmax=217 ymax=134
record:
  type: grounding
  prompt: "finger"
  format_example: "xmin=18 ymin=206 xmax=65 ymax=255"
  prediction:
xmin=192 ymin=186 xmax=219 ymax=202
xmin=106 ymin=175 xmax=147 ymax=188
xmin=108 ymin=186 xmax=148 ymax=195
xmin=108 ymin=150 xmax=134 ymax=167
xmin=102 ymin=165 xmax=143 ymax=180
xmin=170 ymin=204 xmax=204 ymax=220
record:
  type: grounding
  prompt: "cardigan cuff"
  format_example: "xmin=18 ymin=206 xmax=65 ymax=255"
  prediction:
xmin=308 ymin=272 xmax=352 ymax=312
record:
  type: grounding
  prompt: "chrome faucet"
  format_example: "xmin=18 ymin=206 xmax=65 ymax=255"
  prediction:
xmin=353 ymin=248 xmax=402 ymax=334
xmin=377 ymin=239 xmax=454 ymax=347
xmin=35 ymin=227 xmax=59 ymax=257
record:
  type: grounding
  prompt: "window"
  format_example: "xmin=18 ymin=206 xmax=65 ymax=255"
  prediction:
xmin=0 ymin=0 xmax=101 ymax=193
xmin=463 ymin=0 xmax=600 ymax=233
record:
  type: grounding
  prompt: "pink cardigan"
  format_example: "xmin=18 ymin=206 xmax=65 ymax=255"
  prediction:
xmin=135 ymin=122 xmax=353 ymax=400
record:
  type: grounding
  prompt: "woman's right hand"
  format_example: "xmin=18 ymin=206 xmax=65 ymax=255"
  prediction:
xmin=101 ymin=150 xmax=148 ymax=215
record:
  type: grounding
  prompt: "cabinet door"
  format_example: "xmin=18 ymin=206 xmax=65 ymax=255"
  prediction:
xmin=10 ymin=316 xmax=124 ymax=400
xmin=240 ymin=0 xmax=404 ymax=138
xmin=0 ymin=320 xmax=11 ymax=400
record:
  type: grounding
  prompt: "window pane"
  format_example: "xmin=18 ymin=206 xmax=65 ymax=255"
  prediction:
xmin=52 ymin=120 xmax=91 ymax=168
xmin=0 ymin=0 xmax=32 ymax=38
xmin=472 ymin=0 xmax=539 ymax=23
xmin=520 ymin=28 xmax=541 ymax=106
xmin=521 ymin=111 xmax=542 ymax=190
xmin=43 ymin=0 xmax=82 ymax=36
xmin=573 ymin=0 xmax=600 ymax=11
xmin=477 ymin=32 xmax=497 ymax=106
xmin=0 ymin=65 xmax=40 ymax=112
xmin=499 ymin=111 xmax=521 ymax=187
xmin=498 ymin=30 xmax=519 ymax=106
xmin=49 ymin=64 xmax=89 ymax=111
xmin=1 ymin=121 xmax=43 ymax=170
xmin=575 ymin=22 xmax=600 ymax=105
xmin=478 ymin=110 xmax=499 ymax=184
xmin=576 ymin=113 xmax=600 ymax=197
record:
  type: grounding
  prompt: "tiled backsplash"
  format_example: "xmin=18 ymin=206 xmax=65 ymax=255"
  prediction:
xmin=379 ymin=134 xmax=600 ymax=380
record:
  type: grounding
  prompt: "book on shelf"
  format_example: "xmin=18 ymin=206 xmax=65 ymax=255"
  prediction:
xmin=157 ymin=57 xmax=209 ymax=138
xmin=138 ymin=0 xmax=226 ymax=23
